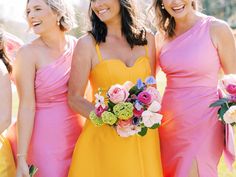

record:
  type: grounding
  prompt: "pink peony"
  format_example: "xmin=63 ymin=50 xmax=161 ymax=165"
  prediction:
xmin=116 ymin=119 xmax=141 ymax=137
xmin=95 ymin=105 xmax=107 ymax=117
xmin=107 ymin=84 xmax=129 ymax=104
xmin=137 ymin=91 xmax=152 ymax=105
xmin=146 ymin=86 xmax=161 ymax=102
xmin=117 ymin=119 xmax=132 ymax=128
xmin=226 ymin=84 xmax=236 ymax=95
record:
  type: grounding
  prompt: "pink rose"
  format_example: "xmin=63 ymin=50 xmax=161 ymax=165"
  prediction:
xmin=137 ymin=91 xmax=152 ymax=105
xmin=221 ymin=74 xmax=236 ymax=94
xmin=117 ymin=119 xmax=132 ymax=128
xmin=226 ymin=84 xmax=236 ymax=95
xmin=133 ymin=108 xmax=144 ymax=117
xmin=107 ymin=84 xmax=129 ymax=104
xmin=146 ymin=86 xmax=161 ymax=102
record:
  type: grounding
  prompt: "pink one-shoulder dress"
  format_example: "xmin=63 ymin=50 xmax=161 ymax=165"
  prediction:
xmin=8 ymin=36 xmax=83 ymax=177
xmin=158 ymin=17 xmax=224 ymax=177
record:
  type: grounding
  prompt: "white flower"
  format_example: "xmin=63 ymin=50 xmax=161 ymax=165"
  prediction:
xmin=148 ymin=101 xmax=161 ymax=112
xmin=95 ymin=93 xmax=106 ymax=109
xmin=224 ymin=105 xmax=236 ymax=124
xmin=142 ymin=110 xmax=163 ymax=128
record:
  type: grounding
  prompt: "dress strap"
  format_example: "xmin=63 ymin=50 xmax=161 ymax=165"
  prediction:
xmin=144 ymin=45 xmax=149 ymax=58
xmin=95 ymin=44 xmax=103 ymax=62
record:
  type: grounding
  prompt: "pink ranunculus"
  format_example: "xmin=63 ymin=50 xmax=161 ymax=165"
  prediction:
xmin=221 ymin=74 xmax=236 ymax=91
xmin=226 ymin=84 xmax=236 ymax=95
xmin=107 ymin=84 xmax=129 ymax=104
xmin=146 ymin=86 xmax=161 ymax=102
xmin=95 ymin=105 xmax=107 ymax=117
xmin=137 ymin=91 xmax=152 ymax=105
xmin=133 ymin=108 xmax=144 ymax=117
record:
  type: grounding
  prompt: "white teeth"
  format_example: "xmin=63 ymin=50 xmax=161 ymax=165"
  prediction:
xmin=98 ymin=9 xmax=108 ymax=15
xmin=172 ymin=5 xmax=184 ymax=10
xmin=32 ymin=22 xmax=41 ymax=26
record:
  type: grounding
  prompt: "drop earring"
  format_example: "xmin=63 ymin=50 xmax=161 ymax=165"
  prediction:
xmin=161 ymin=3 xmax=165 ymax=9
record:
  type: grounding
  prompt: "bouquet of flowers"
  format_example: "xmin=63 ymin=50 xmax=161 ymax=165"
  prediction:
xmin=210 ymin=74 xmax=236 ymax=125
xmin=89 ymin=76 xmax=163 ymax=137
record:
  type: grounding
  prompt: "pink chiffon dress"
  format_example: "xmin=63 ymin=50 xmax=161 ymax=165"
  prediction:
xmin=158 ymin=16 xmax=224 ymax=177
xmin=8 ymin=36 xmax=83 ymax=177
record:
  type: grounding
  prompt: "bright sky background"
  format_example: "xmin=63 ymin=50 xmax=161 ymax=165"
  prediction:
xmin=0 ymin=0 xmax=88 ymax=23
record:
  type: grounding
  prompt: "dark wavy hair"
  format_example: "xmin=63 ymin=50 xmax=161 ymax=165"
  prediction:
xmin=154 ymin=0 xmax=197 ymax=38
xmin=0 ymin=31 xmax=12 ymax=73
xmin=89 ymin=0 xmax=147 ymax=48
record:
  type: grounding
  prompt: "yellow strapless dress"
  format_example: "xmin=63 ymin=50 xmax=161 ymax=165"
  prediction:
xmin=0 ymin=135 xmax=16 ymax=177
xmin=68 ymin=45 xmax=163 ymax=177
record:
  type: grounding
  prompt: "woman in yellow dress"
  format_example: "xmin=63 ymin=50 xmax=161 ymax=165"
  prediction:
xmin=0 ymin=29 xmax=17 ymax=177
xmin=68 ymin=0 xmax=163 ymax=177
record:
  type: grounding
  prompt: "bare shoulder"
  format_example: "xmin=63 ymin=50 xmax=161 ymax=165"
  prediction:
xmin=74 ymin=33 xmax=97 ymax=58
xmin=210 ymin=18 xmax=233 ymax=38
xmin=15 ymin=43 xmax=37 ymax=65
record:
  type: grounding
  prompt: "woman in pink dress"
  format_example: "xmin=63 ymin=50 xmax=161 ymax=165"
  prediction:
xmin=10 ymin=0 xmax=83 ymax=177
xmin=154 ymin=0 xmax=236 ymax=176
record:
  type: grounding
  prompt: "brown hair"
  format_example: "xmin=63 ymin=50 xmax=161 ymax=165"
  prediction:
xmin=154 ymin=0 xmax=198 ymax=38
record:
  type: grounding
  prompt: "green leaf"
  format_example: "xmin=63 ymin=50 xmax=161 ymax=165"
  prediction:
xmin=150 ymin=123 xmax=160 ymax=129
xmin=29 ymin=165 xmax=38 ymax=177
xmin=209 ymin=98 xmax=229 ymax=107
xmin=138 ymin=127 xmax=148 ymax=136
xmin=218 ymin=104 xmax=229 ymax=122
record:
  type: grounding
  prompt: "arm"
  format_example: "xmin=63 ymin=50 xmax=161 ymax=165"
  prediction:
xmin=154 ymin=32 xmax=164 ymax=74
xmin=0 ymin=61 xmax=12 ymax=134
xmin=68 ymin=35 xmax=95 ymax=118
xmin=14 ymin=46 xmax=36 ymax=177
xmin=210 ymin=20 xmax=236 ymax=74
xmin=146 ymin=32 xmax=156 ymax=76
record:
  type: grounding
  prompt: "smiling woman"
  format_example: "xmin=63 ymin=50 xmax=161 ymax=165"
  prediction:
xmin=6 ymin=0 xmax=84 ymax=177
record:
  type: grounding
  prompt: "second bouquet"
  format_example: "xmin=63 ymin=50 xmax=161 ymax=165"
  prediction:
xmin=89 ymin=76 xmax=163 ymax=137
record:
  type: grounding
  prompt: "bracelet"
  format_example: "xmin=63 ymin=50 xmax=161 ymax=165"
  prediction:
xmin=16 ymin=153 xmax=27 ymax=158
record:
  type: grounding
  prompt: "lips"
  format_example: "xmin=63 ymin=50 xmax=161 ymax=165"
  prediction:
xmin=172 ymin=4 xmax=185 ymax=13
xmin=32 ymin=21 xmax=41 ymax=27
xmin=98 ymin=8 xmax=109 ymax=15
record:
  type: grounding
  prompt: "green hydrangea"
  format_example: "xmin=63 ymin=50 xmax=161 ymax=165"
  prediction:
xmin=89 ymin=111 xmax=104 ymax=127
xmin=113 ymin=102 xmax=134 ymax=120
xmin=101 ymin=111 xmax=117 ymax=125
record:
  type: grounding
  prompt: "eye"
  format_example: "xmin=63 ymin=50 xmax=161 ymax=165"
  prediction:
xmin=35 ymin=8 xmax=41 ymax=11
xmin=26 ymin=9 xmax=30 ymax=15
